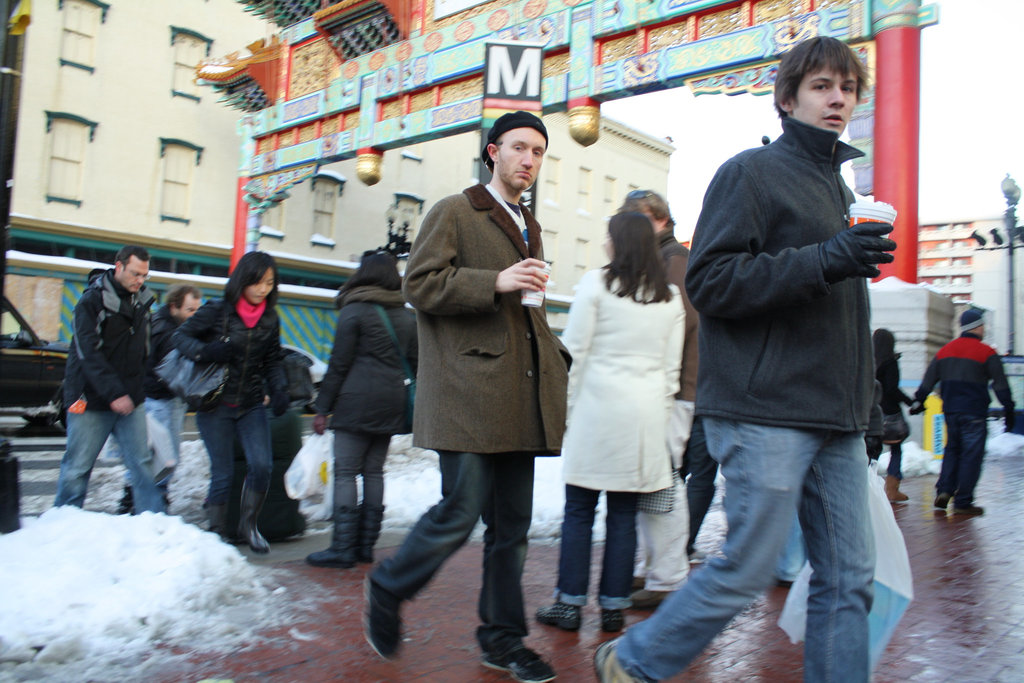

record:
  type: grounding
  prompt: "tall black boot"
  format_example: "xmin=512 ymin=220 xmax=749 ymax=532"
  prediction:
xmin=357 ymin=504 xmax=385 ymax=564
xmin=306 ymin=505 xmax=360 ymax=568
xmin=238 ymin=482 xmax=270 ymax=554
xmin=205 ymin=502 xmax=228 ymax=539
xmin=116 ymin=485 xmax=134 ymax=515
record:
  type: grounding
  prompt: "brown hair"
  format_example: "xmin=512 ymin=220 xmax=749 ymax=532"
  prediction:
xmin=603 ymin=212 xmax=673 ymax=304
xmin=617 ymin=189 xmax=675 ymax=231
xmin=165 ymin=283 xmax=201 ymax=309
xmin=773 ymin=36 xmax=869 ymax=119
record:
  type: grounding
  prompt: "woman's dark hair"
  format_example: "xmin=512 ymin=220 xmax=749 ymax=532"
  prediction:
xmin=603 ymin=212 xmax=673 ymax=304
xmin=224 ymin=251 xmax=279 ymax=307
xmin=873 ymin=327 xmax=897 ymax=370
xmin=340 ymin=250 xmax=402 ymax=294
xmin=774 ymin=36 xmax=869 ymax=119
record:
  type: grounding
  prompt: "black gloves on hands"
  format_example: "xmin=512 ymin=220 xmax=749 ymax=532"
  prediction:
xmin=865 ymin=434 xmax=883 ymax=461
xmin=908 ymin=400 xmax=925 ymax=416
xmin=1006 ymin=406 xmax=1016 ymax=433
xmin=203 ymin=340 xmax=233 ymax=363
xmin=270 ymin=391 xmax=290 ymax=417
xmin=819 ymin=222 xmax=897 ymax=284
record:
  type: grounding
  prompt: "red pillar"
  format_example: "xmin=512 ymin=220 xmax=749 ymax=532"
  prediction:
xmin=231 ymin=177 xmax=248 ymax=272
xmin=872 ymin=26 xmax=921 ymax=283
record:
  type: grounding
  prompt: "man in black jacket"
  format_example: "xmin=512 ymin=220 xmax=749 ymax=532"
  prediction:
xmin=144 ymin=285 xmax=201 ymax=488
xmin=55 ymin=245 xmax=165 ymax=514
xmin=596 ymin=37 xmax=896 ymax=683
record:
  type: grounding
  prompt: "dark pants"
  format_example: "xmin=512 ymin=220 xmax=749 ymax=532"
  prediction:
xmin=682 ymin=417 xmax=718 ymax=555
xmin=197 ymin=404 xmax=272 ymax=504
xmin=886 ymin=442 xmax=903 ymax=479
xmin=938 ymin=413 xmax=988 ymax=508
xmin=555 ymin=485 xmax=638 ymax=609
xmin=371 ymin=451 xmax=535 ymax=656
xmin=332 ymin=429 xmax=390 ymax=509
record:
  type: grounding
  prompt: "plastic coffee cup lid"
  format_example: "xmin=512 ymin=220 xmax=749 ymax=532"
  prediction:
xmin=850 ymin=199 xmax=897 ymax=223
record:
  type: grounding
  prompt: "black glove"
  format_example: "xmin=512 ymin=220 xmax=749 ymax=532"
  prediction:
xmin=1006 ymin=406 xmax=1016 ymax=433
xmin=865 ymin=434 xmax=883 ymax=460
xmin=271 ymin=390 xmax=290 ymax=417
xmin=819 ymin=222 xmax=897 ymax=284
xmin=202 ymin=340 xmax=233 ymax=363
xmin=908 ymin=400 xmax=925 ymax=415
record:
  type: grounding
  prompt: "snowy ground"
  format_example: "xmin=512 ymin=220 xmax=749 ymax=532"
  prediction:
xmin=2 ymin=425 xmax=1022 ymax=681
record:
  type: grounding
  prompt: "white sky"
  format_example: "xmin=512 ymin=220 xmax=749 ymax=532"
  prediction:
xmin=603 ymin=0 xmax=1024 ymax=241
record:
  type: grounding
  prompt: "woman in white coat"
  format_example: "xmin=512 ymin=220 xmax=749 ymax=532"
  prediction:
xmin=536 ymin=211 xmax=684 ymax=633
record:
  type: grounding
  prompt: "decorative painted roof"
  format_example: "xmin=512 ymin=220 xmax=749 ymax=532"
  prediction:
xmin=195 ymin=37 xmax=284 ymax=113
xmin=237 ymin=0 xmax=323 ymax=27
xmin=314 ymin=1 xmax=410 ymax=62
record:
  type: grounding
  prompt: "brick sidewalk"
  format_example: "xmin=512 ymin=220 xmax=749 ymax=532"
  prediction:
xmin=158 ymin=455 xmax=1024 ymax=682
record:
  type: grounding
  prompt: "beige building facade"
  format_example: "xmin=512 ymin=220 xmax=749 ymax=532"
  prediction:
xmin=4 ymin=1 xmax=671 ymax=350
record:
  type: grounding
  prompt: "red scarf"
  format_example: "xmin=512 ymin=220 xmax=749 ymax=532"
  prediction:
xmin=236 ymin=298 xmax=266 ymax=328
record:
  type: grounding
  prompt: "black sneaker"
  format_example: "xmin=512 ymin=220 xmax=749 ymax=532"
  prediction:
xmin=601 ymin=608 xmax=624 ymax=633
xmin=483 ymin=645 xmax=556 ymax=683
xmin=934 ymin=492 xmax=952 ymax=509
xmin=535 ymin=601 xmax=581 ymax=631
xmin=952 ymin=505 xmax=984 ymax=516
xmin=364 ymin=576 xmax=402 ymax=659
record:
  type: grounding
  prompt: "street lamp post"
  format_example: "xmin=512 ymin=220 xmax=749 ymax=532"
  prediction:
xmin=1002 ymin=174 xmax=1021 ymax=355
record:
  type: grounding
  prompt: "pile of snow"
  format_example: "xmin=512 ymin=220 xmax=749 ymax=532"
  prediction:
xmin=0 ymin=508 xmax=301 ymax=681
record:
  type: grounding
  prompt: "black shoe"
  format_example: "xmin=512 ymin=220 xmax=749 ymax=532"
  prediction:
xmin=934 ymin=492 xmax=952 ymax=509
xmin=601 ymin=608 xmax=624 ymax=633
xmin=116 ymin=486 xmax=134 ymax=515
xmin=952 ymin=505 xmax=984 ymax=516
xmin=364 ymin=576 xmax=402 ymax=659
xmin=482 ymin=645 xmax=556 ymax=683
xmin=535 ymin=601 xmax=581 ymax=631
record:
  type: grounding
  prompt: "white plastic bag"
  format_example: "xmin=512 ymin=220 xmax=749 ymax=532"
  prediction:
xmin=284 ymin=432 xmax=333 ymax=500
xmin=778 ymin=463 xmax=914 ymax=668
xmin=146 ymin=412 xmax=177 ymax=482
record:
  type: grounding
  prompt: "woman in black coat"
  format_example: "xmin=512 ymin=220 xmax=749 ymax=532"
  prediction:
xmin=306 ymin=250 xmax=417 ymax=569
xmin=873 ymin=328 xmax=914 ymax=502
xmin=173 ymin=251 xmax=288 ymax=553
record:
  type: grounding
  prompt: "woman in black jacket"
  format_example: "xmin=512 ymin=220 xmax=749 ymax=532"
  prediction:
xmin=873 ymin=328 xmax=914 ymax=502
xmin=173 ymin=251 xmax=288 ymax=553
xmin=307 ymin=250 xmax=417 ymax=569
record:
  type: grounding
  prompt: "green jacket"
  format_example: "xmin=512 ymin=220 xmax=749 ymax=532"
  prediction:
xmin=402 ymin=184 xmax=570 ymax=454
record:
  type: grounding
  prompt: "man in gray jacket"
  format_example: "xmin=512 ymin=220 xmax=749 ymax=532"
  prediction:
xmin=595 ymin=37 xmax=896 ymax=682
xmin=366 ymin=111 xmax=569 ymax=683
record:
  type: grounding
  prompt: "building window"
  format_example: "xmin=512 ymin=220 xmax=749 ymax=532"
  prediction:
xmin=544 ymin=155 xmax=561 ymax=205
xmin=160 ymin=139 xmax=203 ymax=224
xmin=312 ymin=176 xmax=342 ymax=242
xmin=170 ymin=27 xmax=212 ymax=101
xmin=60 ymin=0 xmax=108 ymax=72
xmin=603 ymin=175 xmax=617 ymax=217
xmin=574 ymin=237 xmax=589 ymax=278
xmin=578 ymin=167 xmax=592 ymax=214
xmin=45 ymin=112 xmax=97 ymax=206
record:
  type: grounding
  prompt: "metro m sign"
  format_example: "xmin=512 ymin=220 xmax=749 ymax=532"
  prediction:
xmin=484 ymin=42 xmax=543 ymax=104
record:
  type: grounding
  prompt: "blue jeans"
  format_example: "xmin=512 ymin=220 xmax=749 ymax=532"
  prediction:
xmin=616 ymin=418 xmax=874 ymax=683
xmin=371 ymin=451 xmax=535 ymax=656
xmin=145 ymin=397 xmax=186 ymax=489
xmin=55 ymin=407 xmax=165 ymax=513
xmin=886 ymin=442 xmax=903 ymax=479
xmin=937 ymin=413 xmax=987 ymax=508
xmin=775 ymin=514 xmax=807 ymax=583
xmin=333 ymin=429 xmax=391 ymax=509
xmin=555 ymin=484 xmax=638 ymax=609
xmin=196 ymin=404 xmax=272 ymax=504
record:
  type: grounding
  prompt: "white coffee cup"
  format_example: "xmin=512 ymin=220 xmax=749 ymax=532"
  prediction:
xmin=849 ymin=199 xmax=897 ymax=226
xmin=521 ymin=261 xmax=552 ymax=308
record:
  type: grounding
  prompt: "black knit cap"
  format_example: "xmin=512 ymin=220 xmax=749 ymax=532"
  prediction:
xmin=481 ymin=111 xmax=548 ymax=169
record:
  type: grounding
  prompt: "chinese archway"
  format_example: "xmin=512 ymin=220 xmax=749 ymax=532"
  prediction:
xmin=197 ymin=0 xmax=937 ymax=281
